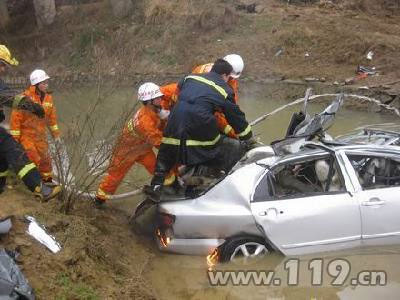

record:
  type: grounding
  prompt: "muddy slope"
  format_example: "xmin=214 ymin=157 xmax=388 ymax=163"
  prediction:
xmin=0 ymin=188 xmax=156 ymax=299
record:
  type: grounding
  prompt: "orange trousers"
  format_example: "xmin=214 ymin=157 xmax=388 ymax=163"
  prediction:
xmin=20 ymin=137 xmax=52 ymax=181
xmin=98 ymin=148 xmax=156 ymax=197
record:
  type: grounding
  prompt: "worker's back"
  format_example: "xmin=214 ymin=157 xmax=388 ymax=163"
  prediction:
xmin=165 ymin=72 xmax=232 ymax=140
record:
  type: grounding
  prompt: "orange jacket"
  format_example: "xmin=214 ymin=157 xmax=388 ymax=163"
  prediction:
xmin=10 ymin=85 xmax=60 ymax=142
xmin=160 ymin=83 xmax=179 ymax=110
xmin=117 ymin=105 xmax=164 ymax=155
xmin=192 ymin=63 xmax=239 ymax=138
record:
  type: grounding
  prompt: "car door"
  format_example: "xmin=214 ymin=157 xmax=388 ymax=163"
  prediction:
xmin=250 ymin=154 xmax=362 ymax=256
xmin=344 ymin=152 xmax=400 ymax=246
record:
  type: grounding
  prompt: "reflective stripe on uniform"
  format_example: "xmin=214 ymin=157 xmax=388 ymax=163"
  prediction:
xmin=199 ymin=63 xmax=213 ymax=73
xmin=224 ymin=125 xmax=233 ymax=135
xmin=237 ymin=125 xmax=252 ymax=137
xmin=10 ymin=130 xmax=20 ymax=136
xmin=18 ymin=163 xmax=36 ymax=179
xmin=127 ymin=119 xmax=134 ymax=132
xmin=42 ymin=172 xmax=52 ymax=178
xmin=43 ymin=103 xmax=53 ymax=108
xmin=0 ymin=170 xmax=9 ymax=177
xmin=97 ymin=188 xmax=111 ymax=200
xmin=50 ymin=124 xmax=59 ymax=131
xmin=126 ymin=119 xmax=139 ymax=137
xmin=162 ymin=134 xmax=221 ymax=147
xmin=185 ymin=76 xmax=227 ymax=99
xmin=12 ymin=94 xmax=24 ymax=108
xmin=164 ymin=174 xmax=176 ymax=186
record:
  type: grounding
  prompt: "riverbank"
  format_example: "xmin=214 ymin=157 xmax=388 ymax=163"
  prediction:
xmin=0 ymin=188 xmax=156 ymax=299
xmin=1 ymin=1 xmax=400 ymax=88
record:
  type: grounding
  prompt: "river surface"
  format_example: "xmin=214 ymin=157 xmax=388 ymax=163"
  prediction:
xmin=54 ymin=81 xmax=400 ymax=300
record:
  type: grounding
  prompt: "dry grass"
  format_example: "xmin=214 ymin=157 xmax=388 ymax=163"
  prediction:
xmin=3 ymin=0 xmax=400 ymax=82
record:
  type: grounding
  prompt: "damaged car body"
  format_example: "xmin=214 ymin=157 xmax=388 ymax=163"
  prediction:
xmin=156 ymin=143 xmax=400 ymax=262
xmin=136 ymin=92 xmax=400 ymax=262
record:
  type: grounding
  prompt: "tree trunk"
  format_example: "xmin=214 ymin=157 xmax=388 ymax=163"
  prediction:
xmin=0 ymin=0 xmax=10 ymax=28
xmin=33 ymin=0 xmax=56 ymax=28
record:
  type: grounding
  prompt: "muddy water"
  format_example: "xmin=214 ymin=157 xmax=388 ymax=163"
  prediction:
xmin=54 ymin=82 xmax=400 ymax=300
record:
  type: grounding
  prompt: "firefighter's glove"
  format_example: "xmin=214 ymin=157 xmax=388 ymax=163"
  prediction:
xmin=14 ymin=95 xmax=45 ymax=118
xmin=242 ymin=136 xmax=259 ymax=151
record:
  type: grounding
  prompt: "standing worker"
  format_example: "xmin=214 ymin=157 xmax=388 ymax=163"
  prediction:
xmin=145 ymin=59 xmax=254 ymax=200
xmin=10 ymin=69 xmax=60 ymax=183
xmin=0 ymin=45 xmax=60 ymax=200
xmin=95 ymin=82 xmax=175 ymax=206
xmin=192 ymin=54 xmax=244 ymax=138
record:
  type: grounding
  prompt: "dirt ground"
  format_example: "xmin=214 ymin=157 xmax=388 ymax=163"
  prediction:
xmin=1 ymin=0 xmax=400 ymax=299
xmin=0 ymin=186 xmax=157 ymax=299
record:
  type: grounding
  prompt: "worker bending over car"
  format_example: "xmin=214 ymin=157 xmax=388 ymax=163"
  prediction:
xmin=192 ymin=54 xmax=244 ymax=138
xmin=145 ymin=59 xmax=255 ymax=201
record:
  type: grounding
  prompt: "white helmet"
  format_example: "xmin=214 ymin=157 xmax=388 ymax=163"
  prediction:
xmin=138 ymin=82 xmax=164 ymax=102
xmin=30 ymin=69 xmax=50 ymax=85
xmin=223 ymin=54 xmax=244 ymax=79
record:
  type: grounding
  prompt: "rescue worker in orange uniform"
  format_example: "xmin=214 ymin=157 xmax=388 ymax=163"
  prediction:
xmin=192 ymin=54 xmax=244 ymax=138
xmin=10 ymin=69 xmax=60 ymax=183
xmin=0 ymin=46 xmax=60 ymax=201
xmin=95 ymin=82 xmax=176 ymax=205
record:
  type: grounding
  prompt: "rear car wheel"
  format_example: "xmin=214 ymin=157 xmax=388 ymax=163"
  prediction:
xmin=219 ymin=236 xmax=271 ymax=264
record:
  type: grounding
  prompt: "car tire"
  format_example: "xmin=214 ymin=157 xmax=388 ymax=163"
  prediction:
xmin=219 ymin=236 xmax=271 ymax=264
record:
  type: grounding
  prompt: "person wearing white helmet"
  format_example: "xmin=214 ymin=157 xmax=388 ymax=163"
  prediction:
xmin=0 ymin=46 xmax=60 ymax=201
xmin=10 ymin=69 xmax=61 ymax=184
xmin=95 ymin=82 xmax=176 ymax=207
xmin=192 ymin=54 xmax=244 ymax=138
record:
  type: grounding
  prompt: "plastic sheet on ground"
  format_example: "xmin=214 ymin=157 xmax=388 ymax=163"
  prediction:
xmin=25 ymin=216 xmax=61 ymax=254
xmin=0 ymin=217 xmax=12 ymax=235
xmin=0 ymin=249 xmax=35 ymax=300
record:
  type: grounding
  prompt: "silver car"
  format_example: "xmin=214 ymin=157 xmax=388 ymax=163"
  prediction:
xmin=155 ymin=142 xmax=400 ymax=262
xmin=334 ymin=127 xmax=400 ymax=146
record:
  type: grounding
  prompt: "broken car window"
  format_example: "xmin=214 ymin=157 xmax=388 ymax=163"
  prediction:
xmin=348 ymin=155 xmax=400 ymax=190
xmin=253 ymin=156 xmax=345 ymax=202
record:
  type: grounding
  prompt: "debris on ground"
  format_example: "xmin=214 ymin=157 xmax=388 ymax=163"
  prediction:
xmin=275 ymin=48 xmax=284 ymax=57
xmin=0 ymin=217 xmax=12 ymax=234
xmin=357 ymin=65 xmax=377 ymax=76
xmin=25 ymin=216 xmax=62 ymax=254
xmin=0 ymin=249 xmax=35 ymax=300
xmin=366 ymin=51 xmax=374 ymax=60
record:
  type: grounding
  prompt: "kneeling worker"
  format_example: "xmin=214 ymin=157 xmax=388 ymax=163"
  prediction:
xmin=96 ymin=82 xmax=175 ymax=206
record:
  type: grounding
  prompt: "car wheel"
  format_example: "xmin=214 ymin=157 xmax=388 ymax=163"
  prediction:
xmin=219 ymin=236 xmax=271 ymax=264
